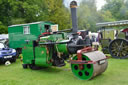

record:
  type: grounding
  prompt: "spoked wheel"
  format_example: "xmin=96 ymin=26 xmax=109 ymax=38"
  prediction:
xmin=109 ymin=39 xmax=128 ymax=59
xmin=71 ymin=56 xmax=93 ymax=80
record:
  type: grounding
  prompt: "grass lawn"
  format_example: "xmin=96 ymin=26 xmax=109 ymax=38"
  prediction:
xmin=0 ymin=58 xmax=128 ymax=85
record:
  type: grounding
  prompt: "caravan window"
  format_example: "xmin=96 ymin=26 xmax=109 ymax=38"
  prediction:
xmin=44 ymin=25 xmax=50 ymax=32
xmin=23 ymin=26 xmax=30 ymax=34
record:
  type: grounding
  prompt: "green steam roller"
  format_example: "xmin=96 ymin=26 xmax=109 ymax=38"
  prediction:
xmin=22 ymin=1 xmax=108 ymax=80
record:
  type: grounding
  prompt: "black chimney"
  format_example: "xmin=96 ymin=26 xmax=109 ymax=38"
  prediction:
xmin=70 ymin=1 xmax=78 ymax=34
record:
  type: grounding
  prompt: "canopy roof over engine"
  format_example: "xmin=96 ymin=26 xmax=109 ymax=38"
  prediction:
xmin=96 ymin=20 xmax=128 ymax=27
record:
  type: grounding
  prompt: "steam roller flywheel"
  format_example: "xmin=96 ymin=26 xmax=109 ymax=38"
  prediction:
xmin=109 ymin=39 xmax=128 ymax=59
xmin=71 ymin=51 xmax=108 ymax=80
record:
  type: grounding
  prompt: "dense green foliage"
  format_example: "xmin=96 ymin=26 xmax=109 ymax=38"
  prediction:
xmin=1 ymin=0 xmax=128 ymax=33
xmin=77 ymin=0 xmax=99 ymax=31
xmin=77 ymin=0 xmax=128 ymax=31
xmin=102 ymin=0 xmax=128 ymax=20
xmin=0 ymin=0 xmax=71 ymax=33
xmin=0 ymin=21 xmax=8 ymax=34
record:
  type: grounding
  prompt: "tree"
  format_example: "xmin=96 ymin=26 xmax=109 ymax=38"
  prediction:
xmin=37 ymin=0 xmax=71 ymax=30
xmin=77 ymin=0 xmax=99 ymax=31
xmin=0 ymin=21 xmax=8 ymax=34
xmin=0 ymin=0 xmax=12 ymax=26
xmin=8 ymin=0 xmax=40 ymax=23
xmin=102 ymin=0 xmax=125 ymax=20
xmin=0 ymin=0 xmax=72 ymax=34
xmin=119 ymin=0 xmax=128 ymax=19
xmin=98 ymin=10 xmax=115 ymax=22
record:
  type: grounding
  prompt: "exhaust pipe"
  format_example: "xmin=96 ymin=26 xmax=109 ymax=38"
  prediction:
xmin=70 ymin=1 xmax=78 ymax=34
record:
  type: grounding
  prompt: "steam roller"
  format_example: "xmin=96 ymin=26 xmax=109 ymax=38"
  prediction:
xmin=22 ymin=1 xmax=108 ymax=80
xmin=71 ymin=50 xmax=108 ymax=80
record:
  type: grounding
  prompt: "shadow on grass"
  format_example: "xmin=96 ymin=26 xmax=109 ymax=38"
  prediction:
xmin=31 ymin=66 xmax=64 ymax=73
xmin=90 ymin=73 xmax=106 ymax=81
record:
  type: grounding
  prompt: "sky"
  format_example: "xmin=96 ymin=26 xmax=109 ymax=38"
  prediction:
xmin=64 ymin=0 xmax=106 ymax=10
xmin=96 ymin=0 xmax=106 ymax=10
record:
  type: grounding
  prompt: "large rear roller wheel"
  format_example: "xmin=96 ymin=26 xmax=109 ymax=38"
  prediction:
xmin=109 ymin=39 xmax=128 ymax=59
xmin=71 ymin=51 xmax=108 ymax=80
xmin=71 ymin=56 xmax=93 ymax=80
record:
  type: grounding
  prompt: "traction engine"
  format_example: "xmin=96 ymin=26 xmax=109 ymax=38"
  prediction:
xmin=22 ymin=1 xmax=108 ymax=80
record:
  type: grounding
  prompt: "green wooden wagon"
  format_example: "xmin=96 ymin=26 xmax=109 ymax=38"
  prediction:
xmin=8 ymin=21 xmax=58 ymax=56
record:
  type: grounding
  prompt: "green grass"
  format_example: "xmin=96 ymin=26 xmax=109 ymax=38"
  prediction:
xmin=0 ymin=58 xmax=128 ymax=85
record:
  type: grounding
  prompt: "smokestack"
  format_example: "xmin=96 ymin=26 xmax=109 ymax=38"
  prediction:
xmin=70 ymin=1 xmax=78 ymax=34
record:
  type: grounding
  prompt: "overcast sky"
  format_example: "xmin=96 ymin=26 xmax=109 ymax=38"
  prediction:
xmin=64 ymin=0 xmax=106 ymax=10
xmin=96 ymin=0 xmax=106 ymax=10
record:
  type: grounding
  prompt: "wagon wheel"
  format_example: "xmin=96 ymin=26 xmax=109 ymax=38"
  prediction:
xmin=109 ymin=39 xmax=128 ymax=59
